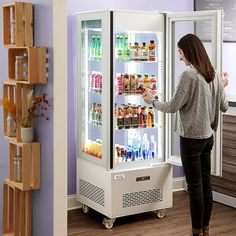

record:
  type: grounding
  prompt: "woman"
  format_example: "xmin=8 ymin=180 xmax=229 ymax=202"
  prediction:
xmin=142 ymin=34 xmax=228 ymax=236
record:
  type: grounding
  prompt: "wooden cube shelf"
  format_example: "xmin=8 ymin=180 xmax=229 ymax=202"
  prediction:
xmin=3 ymin=2 xmax=33 ymax=47
xmin=8 ymin=47 xmax=48 ymax=84
xmin=8 ymin=140 xmax=40 ymax=191
xmin=2 ymin=81 xmax=17 ymax=138
xmin=2 ymin=180 xmax=32 ymax=236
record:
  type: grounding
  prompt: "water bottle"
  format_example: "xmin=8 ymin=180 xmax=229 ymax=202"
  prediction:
xmin=123 ymin=35 xmax=130 ymax=61
xmin=149 ymin=135 xmax=157 ymax=159
xmin=95 ymin=36 xmax=101 ymax=60
xmin=89 ymin=35 xmax=96 ymax=60
xmin=141 ymin=133 xmax=149 ymax=160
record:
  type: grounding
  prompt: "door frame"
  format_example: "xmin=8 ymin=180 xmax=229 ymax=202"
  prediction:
xmin=53 ymin=0 xmax=68 ymax=235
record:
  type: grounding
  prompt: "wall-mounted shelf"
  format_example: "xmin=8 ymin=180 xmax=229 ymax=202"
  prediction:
xmin=8 ymin=47 xmax=48 ymax=84
xmin=9 ymin=141 xmax=40 ymax=190
xmin=3 ymin=2 xmax=33 ymax=47
xmin=2 ymin=180 xmax=32 ymax=236
xmin=2 ymin=81 xmax=34 ymax=142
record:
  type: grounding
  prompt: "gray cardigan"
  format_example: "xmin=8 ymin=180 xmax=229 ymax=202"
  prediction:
xmin=153 ymin=66 xmax=229 ymax=139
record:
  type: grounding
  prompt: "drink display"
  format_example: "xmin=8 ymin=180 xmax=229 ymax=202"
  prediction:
xmin=80 ymin=24 xmax=162 ymax=164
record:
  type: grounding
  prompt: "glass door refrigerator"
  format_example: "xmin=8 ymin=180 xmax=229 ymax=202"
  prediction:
xmin=76 ymin=10 xmax=223 ymax=229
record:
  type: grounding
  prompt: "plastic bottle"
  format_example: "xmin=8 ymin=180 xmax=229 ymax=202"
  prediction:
xmin=115 ymin=35 xmax=120 ymax=60
xmin=133 ymin=42 xmax=141 ymax=61
xmin=90 ymin=35 xmax=96 ymax=59
xmin=148 ymin=40 xmax=156 ymax=61
xmin=123 ymin=35 xmax=131 ymax=61
xmin=141 ymin=42 xmax=148 ymax=61
xmin=149 ymin=135 xmax=157 ymax=159
xmin=95 ymin=36 xmax=101 ymax=60
xmin=150 ymin=74 xmax=157 ymax=91
xmin=148 ymin=107 xmax=155 ymax=128
xmin=141 ymin=133 xmax=149 ymax=160
xmin=118 ymin=36 xmax=123 ymax=60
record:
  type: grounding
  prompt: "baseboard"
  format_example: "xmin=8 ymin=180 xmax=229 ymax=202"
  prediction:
xmin=67 ymin=194 xmax=81 ymax=210
xmin=213 ymin=191 xmax=236 ymax=208
xmin=67 ymin=177 xmax=185 ymax=211
xmin=173 ymin=177 xmax=185 ymax=192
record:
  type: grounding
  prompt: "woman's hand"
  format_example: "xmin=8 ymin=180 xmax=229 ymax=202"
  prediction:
xmin=142 ymin=89 xmax=155 ymax=104
xmin=222 ymin=72 xmax=229 ymax=88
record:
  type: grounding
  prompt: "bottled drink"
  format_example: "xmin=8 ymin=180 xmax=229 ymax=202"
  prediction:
xmin=124 ymin=106 xmax=132 ymax=129
xmin=142 ymin=106 xmax=148 ymax=128
xmin=130 ymin=74 xmax=137 ymax=93
xmin=141 ymin=42 xmax=148 ymax=61
xmin=15 ymin=56 xmax=24 ymax=80
xmin=118 ymin=36 xmax=123 ymax=60
xmin=90 ymin=35 xmax=96 ymax=59
xmin=148 ymin=107 xmax=155 ymax=128
xmin=116 ymin=73 xmax=123 ymax=95
xmin=150 ymin=74 xmax=157 ymax=91
xmin=115 ymin=35 xmax=120 ymax=59
xmin=90 ymin=103 xmax=97 ymax=124
xmin=14 ymin=151 xmax=22 ymax=182
xmin=149 ymin=135 xmax=157 ymax=159
xmin=132 ymin=42 xmax=141 ymax=61
xmin=132 ymin=106 xmax=139 ymax=128
xmin=143 ymin=74 xmax=150 ymax=89
xmin=141 ymin=133 xmax=149 ymax=160
xmin=95 ymin=36 xmax=101 ymax=60
xmin=137 ymin=74 xmax=143 ymax=93
xmin=148 ymin=40 xmax=156 ymax=61
xmin=123 ymin=73 xmax=130 ymax=92
xmin=117 ymin=107 xmax=124 ymax=129
xmin=123 ymin=35 xmax=131 ymax=61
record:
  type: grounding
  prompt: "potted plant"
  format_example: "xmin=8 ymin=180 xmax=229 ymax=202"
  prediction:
xmin=0 ymin=97 xmax=17 ymax=137
xmin=20 ymin=90 xmax=50 ymax=143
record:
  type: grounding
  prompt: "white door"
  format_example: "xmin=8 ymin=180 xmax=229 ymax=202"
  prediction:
xmin=165 ymin=10 xmax=223 ymax=176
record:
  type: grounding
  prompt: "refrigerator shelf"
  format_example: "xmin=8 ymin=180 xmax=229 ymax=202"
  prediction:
xmin=115 ymin=60 xmax=162 ymax=63
xmin=115 ymin=124 xmax=162 ymax=131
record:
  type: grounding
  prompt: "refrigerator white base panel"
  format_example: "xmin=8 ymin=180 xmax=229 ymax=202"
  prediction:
xmin=77 ymin=158 xmax=173 ymax=219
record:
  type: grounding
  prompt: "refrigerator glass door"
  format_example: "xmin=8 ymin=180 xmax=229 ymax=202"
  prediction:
xmin=166 ymin=10 xmax=223 ymax=176
xmin=77 ymin=12 xmax=110 ymax=168
xmin=112 ymin=12 xmax=165 ymax=170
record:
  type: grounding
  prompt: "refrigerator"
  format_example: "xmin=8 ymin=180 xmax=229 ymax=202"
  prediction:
xmin=76 ymin=10 xmax=223 ymax=229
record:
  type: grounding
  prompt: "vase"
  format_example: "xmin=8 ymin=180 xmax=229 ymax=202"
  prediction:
xmin=7 ymin=113 xmax=17 ymax=137
xmin=21 ymin=127 xmax=33 ymax=143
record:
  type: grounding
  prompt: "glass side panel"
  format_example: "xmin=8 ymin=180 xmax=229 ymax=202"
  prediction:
xmin=170 ymin=20 xmax=213 ymax=159
xmin=79 ymin=20 xmax=103 ymax=164
xmin=113 ymin=31 xmax=165 ymax=169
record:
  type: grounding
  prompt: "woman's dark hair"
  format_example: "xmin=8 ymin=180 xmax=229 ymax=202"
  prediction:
xmin=177 ymin=34 xmax=215 ymax=83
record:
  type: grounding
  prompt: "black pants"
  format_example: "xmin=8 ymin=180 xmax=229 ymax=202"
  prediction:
xmin=180 ymin=135 xmax=214 ymax=231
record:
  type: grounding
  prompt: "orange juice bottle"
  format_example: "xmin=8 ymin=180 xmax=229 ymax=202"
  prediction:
xmin=143 ymin=74 xmax=150 ymax=89
xmin=148 ymin=40 xmax=156 ymax=61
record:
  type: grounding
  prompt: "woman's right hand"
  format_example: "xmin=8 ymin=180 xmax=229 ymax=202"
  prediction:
xmin=222 ymin=72 xmax=229 ymax=88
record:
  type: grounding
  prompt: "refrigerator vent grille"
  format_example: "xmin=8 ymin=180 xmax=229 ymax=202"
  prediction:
xmin=122 ymin=188 xmax=163 ymax=208
xmin=79 ymin=179 xmax=104 ymax=206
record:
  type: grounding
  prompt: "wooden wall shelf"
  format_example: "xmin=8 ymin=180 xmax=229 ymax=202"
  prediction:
xmin=8 ymin=47 xmax=48 ymax=84
xmin=2 ymin=82 xmax=34 ymax=142
xmin=3 ymin=2 xmax=33 ymax=47
xmin=9 ymin=141 xmax=40 ymax=191
xmin=2 ymin=180 xmax=32 ymax=236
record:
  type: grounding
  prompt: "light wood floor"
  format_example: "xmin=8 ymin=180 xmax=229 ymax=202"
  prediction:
xmin=68 ymin=191 xmax=236 ymax=236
